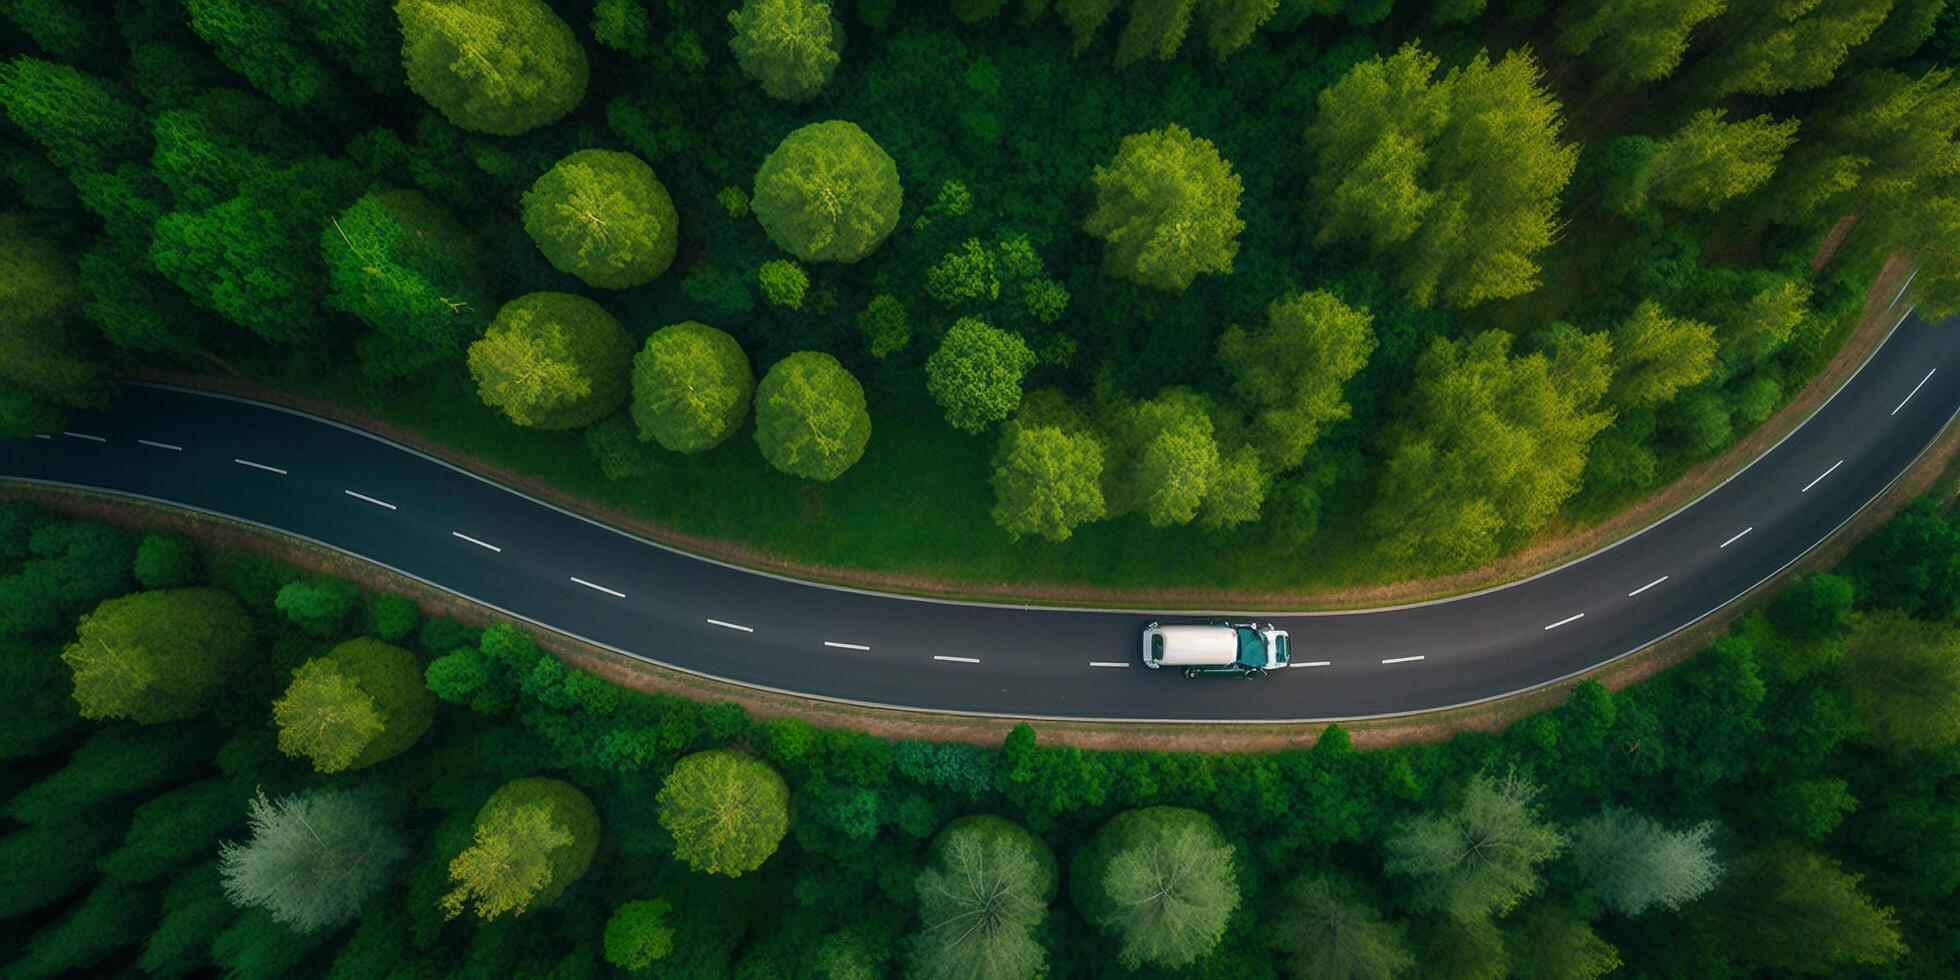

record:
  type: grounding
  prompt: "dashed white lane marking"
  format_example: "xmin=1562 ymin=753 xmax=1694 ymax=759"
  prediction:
xmin=707 ymin=619 xmax=754 ymax=632
xmin=1292 ymin=660 xmax=1332 ymax=668
xmin=569 ymin=576 xmax=624 ymax=598
xmin=62 ymin=431 xmax=106 ymax=442
xmin=32 ymin=434 xmax=51 ymax=439
xmin=1089 ymin=661 xmax=1129 ymax=668
xmin=451 ymin=531 xmax=501 ymax=552
xmin=343 ymin=490 xmax=396 ymax=510
xmin=1381 ymin=655 xmax=1426 ymax=665
xmin=1893 ymin=269 xmax=1918 ymax=306
xmin=824 ymin=641 xmax=870 ymax=651
xmin=1801 ymin=460 xmax=1843 ymax=493
xmin=137 ymin=439 xmax=182 ymax=451
xmin=1629 ymin=576 xmax=1668 ymax=597
xmin=1720 ymin=527 xmax=1753 ymax=548
xmin=1893 ymin=368 xmax=1936 ymax=415
xmin=1544 ymin=613 xmax=1585 ymax=630
xmin=233 ymin=458 xmax=286 ymax=475
xmin=933 ymin=655 xmax=980 ymax=664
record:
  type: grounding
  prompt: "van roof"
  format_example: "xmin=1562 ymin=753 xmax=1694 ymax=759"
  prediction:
xmin=1152 ymin=625 xmax=1244 ymax=666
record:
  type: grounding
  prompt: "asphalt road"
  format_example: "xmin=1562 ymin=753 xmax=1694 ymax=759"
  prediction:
xmin=4 ymin=304 xmax=1956 ymax=722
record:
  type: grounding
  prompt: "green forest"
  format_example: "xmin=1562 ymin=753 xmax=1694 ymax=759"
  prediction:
xmin=3 ymin=490 xmax=1960 ymax=978
xmin=8 ymin=0 xmax=1960 ymax=591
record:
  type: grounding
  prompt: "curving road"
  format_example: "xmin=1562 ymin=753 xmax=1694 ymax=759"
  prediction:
xmin=3 ymin=303 xmax=1956 ymax=722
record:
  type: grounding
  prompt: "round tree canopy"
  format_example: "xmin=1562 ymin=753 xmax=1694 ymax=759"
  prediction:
xmin=656 ymin=749 xmax=790 ymax=877
xmin=469 ymin=292 xmax=633 ymax=430
xmin=630 ymin=321 xmax=755 ymax=453
xmin=522 ymin=149 xmax=679 ymax=289
xmin=397 ymin=0 xmax=589 ymax=136
xmin=752 ymin=120 xmax=902 ymax=263
xmin=753 ymin=351 xmax=871 ymax=481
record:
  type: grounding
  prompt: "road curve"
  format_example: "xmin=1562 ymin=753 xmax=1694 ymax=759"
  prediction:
xmin=4 ymin=307 xmax=1958 ymax=722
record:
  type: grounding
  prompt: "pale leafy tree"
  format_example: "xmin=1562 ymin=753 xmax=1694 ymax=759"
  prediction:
xmin=991 ymin=420 xmax=1107 ymax=542
xmin=521 ymin=149 xmax=678 ymax=289
xmin=468 ymin=292 xmax=634 ymax=431
xmin=1383 ymin=773 xmax=1566 ymax=921
xmin=630 ymin=321 xmax=755 ymax=453
xmin=909 ymin=815 xmax=1056 ymax=980
xmin=1647 ymin=110 xmax=1799 ymax=211
xmin=440 ymin=777 xmax=599 ymax=921
xmin=1697 ymin=0 xmax=1891 ymax=97
xmin=395 ymin=0 xmax=589 ymax=136
xmin=728 ymin=0 xmax=843 ymax=103
xmin=752 ymin=352 xmax=873 ymax=481
xmin=1072 ymin=806 xmax=1241 ymax=970
xmin=1567 ymin=807 xmax=1723 ymax=915
xmin=753 ymin=120 xmax=903 ymax=263
xmin=1083 ymin=124 xmax=1243 ymax=292
xmin=1841 ymin=611 xmax=1960 ymax=751
xmin=1504 ymin=910 xmax=1621 ymax=980
xmin=218 ymin=789 xmax=407 ymax=933
xmin=1216 ymin=290 xmax=1376 ymax=472
xmin=1556 ymin=0 xmax=1727 ymax=86
xmin=656 ymin=749 xmax=791 ymax=876
xmin=1275 ymin=874 xmax=1415 ymax=980
xmin=1608 ymin=301 xmax=1717 ymax=408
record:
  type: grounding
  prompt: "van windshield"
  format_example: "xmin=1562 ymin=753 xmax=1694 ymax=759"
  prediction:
xmin=1235 ymin=628 xmax=1267 ymax=668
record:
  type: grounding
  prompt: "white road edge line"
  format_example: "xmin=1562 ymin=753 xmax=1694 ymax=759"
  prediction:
xmin=823 ymin=641 xmax=870 ymax=651
xmin=1381 ymin=655 xmax=1426 ymax=665
xmin=1292 ymin=660 xmax=1333 ymax=667
xmin=1544 ymin=613 xmax=1585 ymax=630
xmin=343 ymin=490 xmax=397 ymax=510
xmin=707 ymin=619 xmax=754 ymax=633
xmin=569 ymin=576 xmax=624 ymax=598
xmin=137 ymin=439 xmax=182 ymax=451
xmin=1720 ymin=527 xmax=1753 ymax=548
xmin=1089 ymin=661 xmax=1129 ymax=668
xmin=62 ymin=431 xmax=106 ymax=442
xmin=451 ymin=531 xmax=501 ymax=552
xmin=1629 ymin=576 xmax=1668 ymax=597
xmin=1893 ymin=368 xmax=1936 ymax=416
xmin=1893 ymin=268 xmax=1918 ymax=306
xmin=933 ymin=655 xmax=980 ymax=664
xmin=233 ymin=458 xmax=286 ymax=475
xmin=1801 ymin=459 xmax=1844 ymax=493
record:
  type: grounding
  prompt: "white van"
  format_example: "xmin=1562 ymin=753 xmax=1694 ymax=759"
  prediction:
xmin=1140 ymin=621 xmax=1291 ymax=677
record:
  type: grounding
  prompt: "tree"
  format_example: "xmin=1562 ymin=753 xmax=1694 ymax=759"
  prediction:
xmin=0 ymin=515 xmax=137 ymax=638
xmin=1383 ymin=773 xmax=1566 ymax=920
xmin=218 ymin=789 xmax=408 ymax=934
xmin=630 ymin=321 xmax=754 ymax=452
xmin=522 ymin=149 xmax=678 ymax=289
xmin=1503 ymin=910 xmax=1620 ymax=980
xmin=395 ymin=0 xmax=589 ymax=135
xmin=274 ymin=638 xmax=438 ymax=773
xmin=1305 ymin=44 xmax=1576 ymax=307
xmin=924 ymin=239 xmax=1001 ymax=306
xmin=1369 ymin=332 xmax=1612 ymax=571
xmin=1070 ymin=806 xmax=1240 ymax=970
xmin=1555 ymin=0 xmax=1726 ymax=86
xmin=149 ymin=88 xmax=312 ymax=211
xmin=1101 ymin=386 xmax=1223 ymax=527
xmin=757 ymin=258 xmax=810 ymax=308
xmin=6 ymin=723 xmax=221 ymax=828
xmin=604 ymin=899 xmax=675 ymax=970
xmin=656 ymin=749 xmax=791 ymax=876
xmin=469 ymin=292 xmax=634 ymax=430
xmin=1274 ymin=874 xmax=1414 ymax=980
xmin=0 ymin=57 xmax=147 ymax=173
xmin=1776 ymin=68 xmax=1960 ymax=227
xmin=926 ymin=318 xmax=1036 ymax=433
xmin=1646 ymin=110 xmax=1799 ymax=211
xmin=752 ymin=120 xmax=903 ymax=263
xmin=0 ymin=213 xmax=103 ymax=436
xmin=1841 ymin=611 xmax=1960 ymax=751
xmin=1709 ymin=843 xmax=1904 ymax=971
xmin=753 ymin=352 xmax=872 ymax=480
xmin=99 ymin=777 xmax=238 ymax=885
xmin=442 ymin=777 xmax=600 ymax=920
xmin=323 ymin=189 xmax=490 ymax=381
xmin=61 ymin=588 xmax=253 ymax=724
xmin=1083 ymin=124 xmax=1243 ymax=292
xmin=991 ymin=419 xmax=1107 ymax=542
xmin=1844 ymin=497 xmax=1960 ymax=620
xmin=1567 ymin=807 xmax=1722 ymax=915
xmin=1608 ymin=301 xmax=1717 ymax=408
xmin=728 ymin=0 xmax=844 ymax=103
xmin=1114 ymin=0 xmax=1198 ymax=68
xmin=910 ymin=815 xmax=1057 ymax=980
xmin=275 ymin=576 xmax=360 ymax=637
xmin=1698 ymin=0 xmax=1891 ymax=97
xmin=6 ymin=878 xmax=155 ymax=979
xmin=1216 ymin=290 xmax=1376 ymax=471
xmin=859 ymin=294 xmax=911 ymax=357
xmin=133 ymin=533 xmax=201 ymax=590
xmin=0 ymin=816 xmax=123 ymax=920
xmin=1203 ymin=0 xmax=1279 ymax=58
xmin=184 ymin=0 xmax=345 ymax=115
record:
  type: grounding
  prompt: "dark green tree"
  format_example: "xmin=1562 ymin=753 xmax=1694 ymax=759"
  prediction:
xmin=1274 ymin=874 xmax=1414 ymax=980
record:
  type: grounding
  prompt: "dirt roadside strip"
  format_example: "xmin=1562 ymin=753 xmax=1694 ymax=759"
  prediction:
xmin=126 ymin=258 xmax=1918 ymax=611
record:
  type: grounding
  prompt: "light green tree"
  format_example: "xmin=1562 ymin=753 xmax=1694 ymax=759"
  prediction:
xmin=521 ymin=149 xmax=678 ymax=289
xmin=1383 ymin=773 xmax=1567 ymax=921
xmin=1305 ymin=44 xmax=1576 ymax=307
xmin=1722 ymin=278 xmax=1812 ymax=367
xmin=1275 ymin=874 xmax=1415 ymax=980
xmin=273 ymin=638 xmax=437 ymax=774
xmin=1609 ymin=301 xmax=1717 ymax=408
xmin=219 ymin=789 xmax=407 ymax=933
xmin=1567 ymin=807 xmax=1723 ymax=915
xmin=753 ymin=121 xmax=903 ymax=263
xmin=1777 ymin=68 xmax=1960 ymax=225
xmin=1647 ymin=110 xmax=1799 ymax=211
xmin=395 ymin=0 xmax=588 ymax=135
xmin=656 ymin=749 xmax=791 ymax=876
xmin=1203 ymin=0 xmax=1279 ymax=58
xmin=926 ymin=318 xmax=1036 ymax=433
xmin=1555 ymin=0 xmax=1727 ymax=86
xmin=630 ymin=321 xmax=755 ymax=452
xmin=441 ymin=777 xmax=600 ymax=920
xmin=991 ymin=415 xmax=1107 ymax=542
xmin=753 ymin=351 xmax=872 ymax=480
xmin=1100 ymin=386 xmax=1223 ymax=527
xmin=322 ymin=189 xmax=491 ymax=381
xmin=1070 ymin=806 xmax=1240 ymax=970
xmin=1368 ymin=331 xmax=1612 ymax=571
xmin=61 ymin=589 xmax=253 ymax=724
xmin=1697 ymin=0 xmax=1890 ymax=96
xmin=1084 ymin=124 xmax=1243 ymax=292
xmin=1504 ymin=910 xmax=1620 ymax=980
xmin=604 ymin=899 xmax=675 ymax=970
xmin=1841 ymin=611 xmax=1960 ymax=752
xmin=1216 ymin=290 xmax=1376 ymax=472
xmin=469 ymin=292 xmax=633 ymax=430
xmin=728 ymin=0 xmax=843 ymax=103
xmin=910 ymin=815 xmax=1057 ymax=980
xmin=757 ymin=258 xmax=810 ymax=309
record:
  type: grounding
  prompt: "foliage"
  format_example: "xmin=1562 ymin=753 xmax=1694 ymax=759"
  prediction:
xmin=276 ymin=576 xmax=360 ymax=638
xmin=1556 ymin=0 xmax=1726 ymax=86
xmin=218 ymin=789 xmax=409 ymax=934
xmin=752 ymin=120 xmax=903 ymax=263
xmin=323 ymin=188 xmax=492 ymax=382
xmin=656 ymin=748 xmax=791 ymax=876
xmin=1840 ymin=611 xmax=1960 ymax=751
xmin=0 ymin=213 xmax=103 ymax=436
xmin=603 ymin=899 xmax=675 ymax=969
xmin=1274 ymin=874 xmax=1414 ymax=980
xmin=395 ymin=0 xmax=589 ymax=135
xmin=1709 ymin=842 xmax=1905 ymax=971
xmin=630 ymin=321 xmax=755 ymax=452
xmin=926 ymin=317 xmax=1037 ymax=433
xmin=1070 ymin=806 xmax=1240 ymax=969
xmin=909 ymin=815 xmax=1056 ymax=980
xmin=1383 ymin=773 xmax=1566 ymax=920
xmin=858 ymin=294 xmax=911 ymax=358
xmin=990 ymin=416 xmax=1108 ymax=542
xmin=753 ymin=351 xmax=872 ymax=480
xmin=1648 ymin=110 xmax=1800 ymax=211
xmin=441 ymin=777 xmax=600 ymax=920
xmin=1698 ymin=0 xmax=1891 ymax=97
xmin=1608 ymin=301 xmax=1717 ymax=408
xmin=61 ymin=588 xmax=253 ymax=724
xmin=133 ymin=533 xmax=201 ymax=590
xmin=1083 ymin=124 xmax=1244 ymax=292
xmin=1503 ymin=909 xmax=1620 ymax=980
xmin=758 ymin=258 xmax=811 ymax=309
xmin=521 ymin=149 xmax=678 ymax=289
xmin=1566 ymin=806 xmax=1722 ymax=915
xmin=728 ymin=0 xmax=844 ymax=103
xmin=273 ymin=638 xmax=438 ymax=773
xmin=1216 ymin=290 xmax=1375 ymax=472
xmin=468 ymin=292 xmax=634 ymax=431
